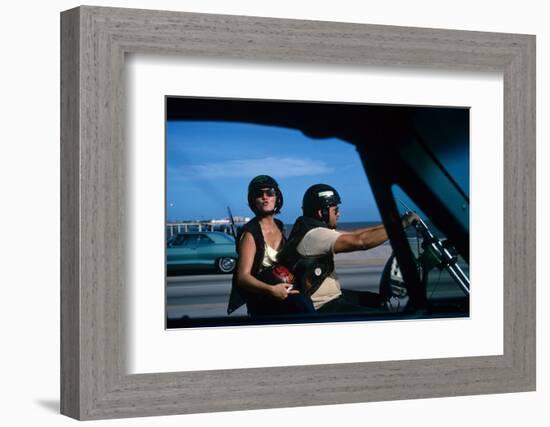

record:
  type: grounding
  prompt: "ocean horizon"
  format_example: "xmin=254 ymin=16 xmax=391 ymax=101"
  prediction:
xmin=166 ymin=219 xmax=443 ymax=240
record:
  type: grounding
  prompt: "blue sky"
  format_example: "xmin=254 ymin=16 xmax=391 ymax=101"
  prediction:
xmin=166 ymin=121 xmax=379 ymax=223
xmin=166 ymin=118 xmax=469 ymax=224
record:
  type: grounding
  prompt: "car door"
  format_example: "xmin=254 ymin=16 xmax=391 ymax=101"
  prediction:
xmin=193 ymin=234 xmax=217 ymax=267
xmin=167 ymin=234 xmax=202 ymax=268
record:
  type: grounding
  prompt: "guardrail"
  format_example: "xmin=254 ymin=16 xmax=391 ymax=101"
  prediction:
xmin=166 ymin=220 xmax=247 ymax=239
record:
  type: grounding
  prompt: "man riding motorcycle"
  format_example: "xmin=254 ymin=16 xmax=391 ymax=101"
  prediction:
xmin=279 ymin=184 xmax=418 ymax=313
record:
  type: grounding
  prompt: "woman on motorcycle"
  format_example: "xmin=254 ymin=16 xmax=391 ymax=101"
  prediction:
xmin=233 ymin=175 xmax=315 ymax=316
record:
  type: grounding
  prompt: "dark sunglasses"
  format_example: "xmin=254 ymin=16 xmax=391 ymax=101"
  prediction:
xmin=253 ymin=188 xmax=276 ymax=198
xmin=330 ymin=205 xmax=340 ymax=214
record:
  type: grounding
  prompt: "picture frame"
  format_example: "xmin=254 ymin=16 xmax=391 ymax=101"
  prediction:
xmin=60 ymin=5 xmax=535 ymax=420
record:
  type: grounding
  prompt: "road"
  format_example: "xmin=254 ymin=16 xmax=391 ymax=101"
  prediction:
xmin=166 ymin=264 xmax=469 ymax=320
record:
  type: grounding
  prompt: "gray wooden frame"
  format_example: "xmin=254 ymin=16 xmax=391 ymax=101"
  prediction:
xmin=60 ymin=6 xmax=536 ymax=420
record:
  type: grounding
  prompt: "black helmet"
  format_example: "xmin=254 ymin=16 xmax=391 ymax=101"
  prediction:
xmin=247 ymin=175 xmax=283 ymax=214
xmin=257 ymin=264 xmax=295 ymax=286
xmin=302 ymin=184 xmax=341 ymax=223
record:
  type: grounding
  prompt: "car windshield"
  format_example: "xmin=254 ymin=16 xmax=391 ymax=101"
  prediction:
xmin=171 ymin=234 xmax=214 ymax=247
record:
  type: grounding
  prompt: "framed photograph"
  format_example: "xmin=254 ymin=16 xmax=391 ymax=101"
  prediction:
xmin=164 ymin=96 xmax=471 ymax=329
xmin=61 ymin=6 xmax=535 ymax=420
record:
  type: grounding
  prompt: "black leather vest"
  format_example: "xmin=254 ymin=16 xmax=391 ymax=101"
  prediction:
xmin=278 ymin=216 xmax=335 ymax=295
xmin=226 ymin=217 xmax=285 ymax=314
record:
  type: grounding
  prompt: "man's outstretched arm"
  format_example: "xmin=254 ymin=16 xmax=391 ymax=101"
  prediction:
xmin=333 ymin=213 xmax=418 ymax=253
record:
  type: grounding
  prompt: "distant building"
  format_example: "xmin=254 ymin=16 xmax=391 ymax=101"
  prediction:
xmin=209 ymin=216 xmax=250 ymax=225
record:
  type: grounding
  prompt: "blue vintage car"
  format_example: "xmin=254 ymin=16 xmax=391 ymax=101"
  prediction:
xmin=167 ymin=231 xmax=238 ymax=275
